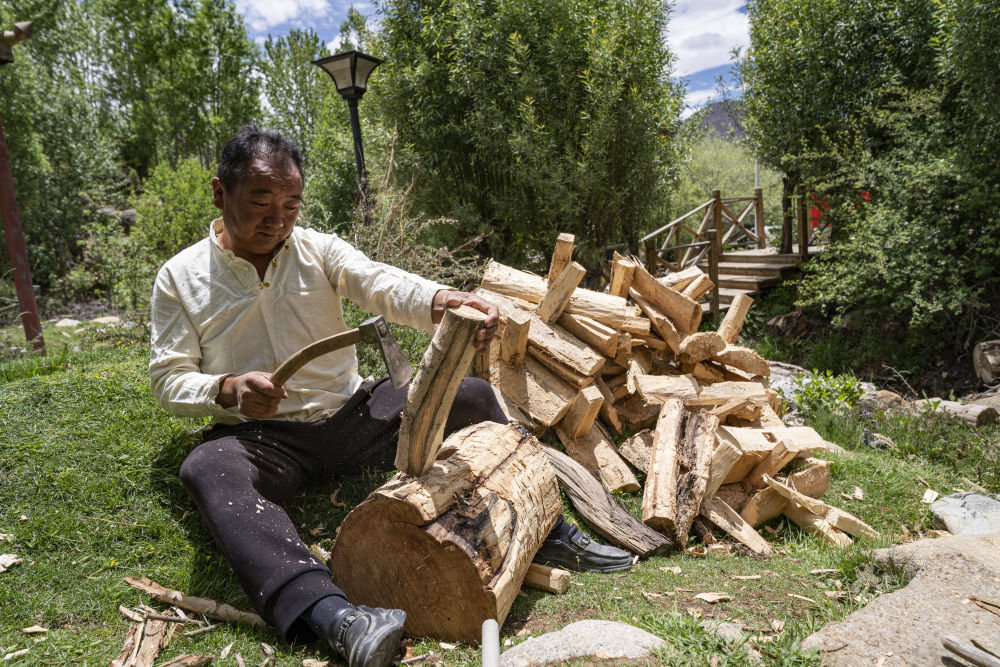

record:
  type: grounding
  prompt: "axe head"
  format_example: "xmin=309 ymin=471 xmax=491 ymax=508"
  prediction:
xmin=358 ymin=315 xmax=413 ymax=389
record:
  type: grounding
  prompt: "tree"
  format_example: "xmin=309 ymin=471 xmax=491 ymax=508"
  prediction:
xmin=372 ymin=0 xmax=685 ymax=275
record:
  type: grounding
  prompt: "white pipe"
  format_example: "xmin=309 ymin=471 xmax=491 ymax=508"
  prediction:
xmin=481 ymin=619 xmax=500 ymax=667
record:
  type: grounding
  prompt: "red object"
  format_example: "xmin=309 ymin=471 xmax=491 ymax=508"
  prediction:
xmin=0 ymin=118 xmax=45 ymax=353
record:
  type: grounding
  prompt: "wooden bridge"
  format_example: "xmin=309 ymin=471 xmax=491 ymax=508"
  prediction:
xmin=639 ymin=188 xmax=824 ymax=318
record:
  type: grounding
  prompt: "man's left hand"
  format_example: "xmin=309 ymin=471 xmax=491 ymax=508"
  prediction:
xmin=432 ymin=290 xmax=499 ymax=353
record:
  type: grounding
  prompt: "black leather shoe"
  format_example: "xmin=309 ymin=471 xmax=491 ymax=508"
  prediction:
xmin=533 ymin=524 xmax=634 ymax=573
xmin=328 ymin=604 xmax=406 ymax=667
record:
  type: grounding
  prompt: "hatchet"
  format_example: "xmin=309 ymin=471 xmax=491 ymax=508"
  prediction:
xmin=270 ymin=315 xmax=413 ymax=389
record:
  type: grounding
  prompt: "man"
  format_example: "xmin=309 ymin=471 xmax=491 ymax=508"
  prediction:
xmin=150 ymin=126 xmax=631 ymax=667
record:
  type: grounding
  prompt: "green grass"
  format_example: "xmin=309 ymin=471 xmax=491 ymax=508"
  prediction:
xmin=1 ymin=317 xmax=996 ymax=665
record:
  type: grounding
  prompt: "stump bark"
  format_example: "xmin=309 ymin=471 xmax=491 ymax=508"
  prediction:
xmin=329 ymin=421 xmax=561 ymax=643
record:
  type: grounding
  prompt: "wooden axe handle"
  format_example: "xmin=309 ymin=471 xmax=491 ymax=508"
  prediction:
xmin=271 ymin=328 xmax=363 ymax=387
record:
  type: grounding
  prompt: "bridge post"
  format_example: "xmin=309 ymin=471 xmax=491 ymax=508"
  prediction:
xmin=712 ymin=189 xmax=722 ymax=243
xmin=708 ymin=229 xmax=720 ymax=323
xmin=644 ymin=237 xmax=658 ymax=275
xmin=797 ymin=185 xmax=808 ymax=262
xmin=754 ymin=187 xmax=766 ymax=249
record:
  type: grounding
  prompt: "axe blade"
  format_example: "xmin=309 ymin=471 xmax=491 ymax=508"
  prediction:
xmin=360 ymin=316 xmax=413 ymax=389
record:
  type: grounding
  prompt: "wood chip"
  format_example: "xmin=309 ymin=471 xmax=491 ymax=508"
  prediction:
xmin=770 ymin=619 xmax=785 ymax=632
xmin=695 ymin=592 xmax=732 ymax=603
xmin=839 ymin=487 xmax=864 ymax=501
xmin=302 ymin=659 xmax=330 ymax=667
xmin=659 ymin=566 xmax=682 ymax=575
xmin=158 ymin=655 xmax=213 ymax=667
xmin=219 ymin=642 xmax=234 ymax=659
xmin=21 ymin=626 xmax=47 ymax=634
xmin=0 ymin=554 xmax=22 ymax=573
xmin=262 ymin=642 xmax=276 ymax=656
xmin=921 ymin=489 xmax=939 ymax=504
xmin=730 ymin=575 xmax=761 ymax=580
xmin=0 ymin=534 xmax=13 ymax=542
xmin=329 ymin=488 xmax=345 ymax=508
xmin=787 ymin=593 xmax=818 ymax=604
xmin=439 ymin=642 xmax=458 ymax=650
xmin=810 ymin=569 xmax=839 ymax=575
xmin=3 ymin=649 xmax=29 ymax=660
xmin=824 ymin=590 xmax=849 ymax=599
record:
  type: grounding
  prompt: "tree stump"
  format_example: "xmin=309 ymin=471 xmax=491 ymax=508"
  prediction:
xmin=973 ymin=339 xmax=1000 ymax=385
xmin=329 ymin=421 xmax=561 ymax=643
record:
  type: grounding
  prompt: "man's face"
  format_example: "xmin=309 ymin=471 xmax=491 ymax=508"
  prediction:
xmin=212 ymin=156 xmax=303 ymax=262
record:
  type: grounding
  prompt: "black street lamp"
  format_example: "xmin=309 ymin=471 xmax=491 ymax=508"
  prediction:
xmin=313 ymin=50 xmax=382 ymax=226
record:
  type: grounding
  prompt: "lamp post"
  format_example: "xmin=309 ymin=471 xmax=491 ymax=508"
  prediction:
xmin=0 ymin=20 xmax=44 ymax=354
xmin=313 ymin=50 xmax=382 ymax=226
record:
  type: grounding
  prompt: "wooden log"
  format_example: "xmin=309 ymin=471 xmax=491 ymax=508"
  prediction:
xmin=783 ymin=501 xmax=853 ymax=547
xmin=713 ymin=345 xmax=770 ymax=378
xmin=717 ymin=294 xmax=754 ymax=344
xmin=537 ymin=261 xmax=586 ymax=323
xmin=489 ymin=351 xmax=578 ymax=427
xmin=481 ymin=260 xmax=638 ymax=329
xmin=684 ymin=361 xmax=727 ymax=384
xmin=681 ymin=274 xmax=714 ymax=301
xmin=616 ymin=393 xmax=662 ymax=430
xmin=523 ymin=563 xmax=571 ymax=594
xmin=704 ymin=438 xmax=742 ymax=501
xmin=643 ymin=399 xmax=684 ymax=532
xmin=608 ymin=253 xmax=636 ymax=298
xmin=678 ymin=332 xmax=726 ymax=363
xmin=691 ymin=516 xmax=717 ymax=544
xmin=500 ymin=309 xmax=530 ymax=365
xmin=631 ymin=290 xmax=681 ymax=354
xmin=659 ymin=266 xmax=703 ymax=292
xmin=913 ymin=398 xmax=998 ymax=427
xmin=123 ymin=578 xmax=268 ymax=629
xmin=547 ymin=233 xmax=575 ymax=283
xmin=620 ymin=316 xmax=652 ymax=337
xmin=740 ymin=459 xmax=831 ymax=527
xmin=559 ymin=385 xmax=604 ymax=439
xmin=618 ymin=429 xmax=653 ymax=474
xmin=555 ymin=420 xmax=640 ymax=493
xmin=397 ymin=305 xmax=487 ymax=476
xmin=543 ymin=446 xmax=674 ymax=558
xmin=592 ymin=375 xmax=622 ymax=432
xmin=716 ymin=426 xmax=781 ymax=483
xmin=630 ymin=261 xmax=702 ymax=334
xmin=973 ymin=340 xmax=1000 ymax=385
xmin=331 ymin=422 xmax=562 ymax=642
xmin=742 ymin=442 xmax=793 ymax=493
xmin=635 ymin=373 xmax=700 ymax=403
xmin=942 ymin=636 xmax=1000 ymax=667
xmin=763 ymin=475 xmax=878 ymax=537
xmin=631 ymin=333 xmax=669 ymax=352
xmin=699 ymin=497 xmax=773 ymax=556
xmin=674 ymin=411 xmax=719 ymax=547
xmin=557 ymin=313 xmax=618 ymax=357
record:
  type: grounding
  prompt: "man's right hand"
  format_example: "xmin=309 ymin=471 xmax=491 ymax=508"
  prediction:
xmin=216 ymin=372 xmax=288 ymax=419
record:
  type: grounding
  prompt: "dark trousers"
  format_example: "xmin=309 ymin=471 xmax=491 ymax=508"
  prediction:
xmin=179 ymin=376 xmax=507 ymax=641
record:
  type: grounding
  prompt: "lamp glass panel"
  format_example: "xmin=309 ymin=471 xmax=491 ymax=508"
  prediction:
xmin=354 ymin=57 xmax=379 ymax=91
xmin=322 ymin=56 xmax=355 ymax=91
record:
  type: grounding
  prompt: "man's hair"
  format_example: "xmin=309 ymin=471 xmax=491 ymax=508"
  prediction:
xmin=217 ymin=126 xmax=304 ymax=190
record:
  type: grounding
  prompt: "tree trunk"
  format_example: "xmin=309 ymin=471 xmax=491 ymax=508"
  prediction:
xmin=781 ymin=174 xmax=797 ymax=255
xmin=330 ymin=422 xmax=561 ymax=643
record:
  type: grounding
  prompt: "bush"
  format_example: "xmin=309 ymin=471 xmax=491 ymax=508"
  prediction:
xmin=788 ymin=369 xmax=864 ymax=416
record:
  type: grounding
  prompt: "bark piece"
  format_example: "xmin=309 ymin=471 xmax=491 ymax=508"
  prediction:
xmin=942 ymin=636 xmax=1000 ymax=667
xmin=543 ymin=446 xmax=674 ymax=558
xmin=717 ymin=294 xmax=754 ymax=344
xmin=618 ymin=429 xmax=654 ymax=474
xmin=763 ymin=475 xmax=878 ymax=537
xmin=699 ymin=497 xmax=772 ymax=556
xmin=499 ymin=309 xmax=530 ymax=364
xmin=783 ymin=502 xmax=853 ymax=547
xmin=331 ymin=422 xmax=561 ymax=642
xmin=740 ymin=459 xmax=831 ymax=527
xmin=559 ymin=385 xmax=604 ymax=439
xmin=678 ymin=332 xmax=726 ymax=363
xmin=397 ymin=305 xmax=487 ymax=476
xmin=630 ymin=261 xmax=703 ymax=334
xmin=673 ymin=412 xmax=720 ymax=547
xmin=643 ymin=399 xmax=684 ymax=532
xmin=523 ymin=563 xmax=571 ymax=594
xmin=555 ymin=420 xmax=640 ymax=493
xmin=547 ymin=233 xmax=575 ymax=283
xmin=713 ymin=345 xmax=770 ymax=378
xmin=123 ymin=578 xmax=267 ymax=628
xmin=537 ymin=261 xmax=586 ymax=323
xmin=635 ymin=374 xmax=700 ymax=403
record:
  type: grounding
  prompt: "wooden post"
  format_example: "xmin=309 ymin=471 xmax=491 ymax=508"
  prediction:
xmin=712 ymin=189 xmax=723 ymax=241
xmin=707 ymin=229 xmax=720 ymax=323
xmin=644 ymin=237 xmax=658 ymax=275
xmin=754 ymin=187 xmax=766 ymax=249
xmin=797 ymin=185 xmax=808 ymax=262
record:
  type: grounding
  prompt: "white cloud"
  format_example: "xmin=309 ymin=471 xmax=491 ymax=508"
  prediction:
xmin=235 ymin=0 xmax=333 ymax=33
xmin=667 ymin=1 xmax=749 ymax=77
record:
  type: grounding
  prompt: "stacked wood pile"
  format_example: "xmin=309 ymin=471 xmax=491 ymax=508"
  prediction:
xmin=476 ymin=233 xmax=877 ymax=555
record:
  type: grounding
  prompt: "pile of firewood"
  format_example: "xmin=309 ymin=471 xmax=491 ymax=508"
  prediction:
xmin=475 ymin=233 xmax=877 ymax=555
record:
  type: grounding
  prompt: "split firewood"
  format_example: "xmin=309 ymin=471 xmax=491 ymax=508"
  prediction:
xmin=713 ymin=345 xmax=770 ymax=378
xmin=616 ymin=393 xmax=665 ymax=430
xmin=704 ymin=438 xmax=742 ymax=501
xmin=783 ymin=501 xmax=853 ymax=547
xmin=699 ymin=496 xmax=772 ymax=556
xmin=555 ymin=420 xmax=640 ymax=493
xmin=547 ymin=233 xmax=575 ymax=283
xmin=673 ymin=411 xmax=719 ymax=547
xmin=912 ymin=398 xmax=997 ymax=427
xmin=643 ymin=399 xmax=684 ymax=532
xmin=631 ymin=290 xmax=681 ymax=354
xmin=397 ymin=304 xmax=487 ymax=476
xmin=631 ymin=333 xmax=670 ymax=352
xmin=681 ymin=274 xmax=714 ymax=301
xmin=620 ymin=315 xmax=653 ymax=337
xmin=682 ymin=361 xmax=726 ymax=384
xmin=740 ymin=459 xmax=831 ymax=527
xmin=613 ymin=333 xmax=634 ymax=363
xmin=499 ymin=309 xmax=530 ymax=364
xmin=717 ymin=294 xmax=754 ymax=344
xmin=678 ymin=332 xmax=726 ymax=364
xmin=559 ymin=385 xmax=604 ymax=439
xmin=629 ymin=260 xmax=702 ymax=334
xmin=763 ymin=475 xmax=878 ymax=538
xmin=537 ymin=261 xmax=586 ymax=323
xmin=482 ymin=260 xmax=639 ymax=329
xmin=490 ymin=385 xmax=544 ymax=434
xmin=123 ymin=578 xmax=268 ymax=629
xmin=557 ymin=313 xmax=619 ymax=357
xmin=592 ymin=375 xmax=621 ymax=431
xmin=691 ymin=517 xmax=717 ymax=545
xmin=742 ymin=442 xmax=794 ymax=492
xmin=543 ymin=446 xmax=674 ymax=557
xmin=715 ymin=483 xmax=752 ymax=514
xmin=942 ymin=635 xmax=1000 ymax=667
xmin=716 ymin=426 xmax=783 ymax=484
xmin=488 ymin=352 xmax=578 ymax=427
xmin=658 ymin=266 xmax=704 ymax=292
xmin=608 ymin=253 xmax=636 ymax=298
xmin=635 ymin=374 xmax=700 ymax=403
xmin=111 ymin=620 xmax=144 ymax=667
xmin=523 ymin=563 xmax=571 ymax=594
xmin=133 ymin=618 xmax=169 ymax=667
xmin=618 ymin=429 xmax=654 ymax=474
xmin=159 ymin=656 xmax=214 ymax=667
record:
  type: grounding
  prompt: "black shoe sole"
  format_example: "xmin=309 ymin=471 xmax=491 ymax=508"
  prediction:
xmin=532 ymin=556 xmax=633 ymax=574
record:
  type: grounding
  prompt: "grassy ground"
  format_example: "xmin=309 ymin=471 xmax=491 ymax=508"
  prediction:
xmin=1 ymin=313 xmax=998 ymax=666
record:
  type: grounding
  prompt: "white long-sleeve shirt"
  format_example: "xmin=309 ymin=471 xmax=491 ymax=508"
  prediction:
xmin=149 ymin=219 xmax=446 ymax=424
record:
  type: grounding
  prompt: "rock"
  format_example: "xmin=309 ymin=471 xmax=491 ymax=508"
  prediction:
xmin=702 ymin=621 xmax=762 ymax=663
xmin=119 ymin=208 xmax=138 ymax=230
xmin=932 ymin=492 xmax=1000 ymax=535
xmin=54 ymin=318 xmax=81 ymax=328
xmin=802 ymin=532 xmax=1000 ymax=665
xmin=767 ymin=361 xmax=811 ymax=404
xmin=874 ymin=389 xmax=907 ymax=410
xmin=90 ymin=316 xmax=121 ymax=325
xmin=766 ymin=309 xmax=808 ymax=339
xmin=499 ymin=620 xmax=664 ymax=666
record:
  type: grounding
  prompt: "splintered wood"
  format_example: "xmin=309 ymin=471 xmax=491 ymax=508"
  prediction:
xmin=478 ymin=232 xmax=877 ymax=561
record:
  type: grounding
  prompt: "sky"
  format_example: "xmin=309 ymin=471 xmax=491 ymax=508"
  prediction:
xmin=234 ymin=0 xmax=748 ymax=113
